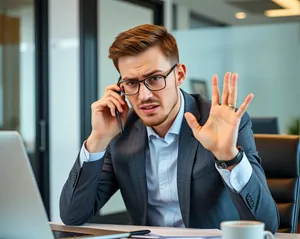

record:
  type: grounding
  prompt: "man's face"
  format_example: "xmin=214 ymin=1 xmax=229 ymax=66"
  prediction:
xmin=118 ymin=46 xmax=185 ymax=127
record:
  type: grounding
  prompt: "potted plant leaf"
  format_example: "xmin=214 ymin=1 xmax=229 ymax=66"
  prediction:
xmin=287 ymin=117 xmax=300 ymax=135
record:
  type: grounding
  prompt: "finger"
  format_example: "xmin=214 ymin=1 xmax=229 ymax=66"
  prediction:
xmin=236 ymin=94 xmax=254 ymax=118
xmin=211 ymin=75 xmax=220 ymax=106
xmin=105 ymin=90 xmax=126 ymax=105
xmin=120 ymin=98 xmax=130 ymax=122
xmin=98 ymin=99 xmax=117 ymax=116
xmin=93 ymin=91 xmax=125 ymax=113
xmin=184 ymin=112 xmax=202 ymax=135
xmin=221 ymin=72 xmax=231 ymax=105
xmin=91 ymin=100 xmax=103 ymax=111
xmin=104 ymin=84 xmax=121 ymax=94
xmin=92 ymin=99 xmax=108 ymax=112
xmin=106 ymin=100 xmax=117 ymax=117
xmin=121 ymin=95 xmax=129 ymax=111
xmin=108 ymin=96 xmax=124 ymax=113
xmin=228 ymin=73 xmax=238 ymax=108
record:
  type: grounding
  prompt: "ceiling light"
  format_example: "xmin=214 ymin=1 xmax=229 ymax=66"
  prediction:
xmin=235 ymin=12 xmax=247 ymax=19
xmin=265 ymin=8 xmax=300 ymax=17
xmin=271 ymin=0 xmax=300 ymax=10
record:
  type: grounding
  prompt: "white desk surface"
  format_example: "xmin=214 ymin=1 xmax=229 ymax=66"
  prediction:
xmin=50 ymin=222 xmax=300 ymax=238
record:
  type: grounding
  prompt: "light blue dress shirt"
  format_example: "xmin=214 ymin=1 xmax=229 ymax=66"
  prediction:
xmin=144 ymin=92 xmax=185 ymax=227
xmin=79 ymin=92 xmax=253 ymax=227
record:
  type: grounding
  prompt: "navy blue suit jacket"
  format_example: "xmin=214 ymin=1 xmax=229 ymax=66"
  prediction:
xmin=60 ymin=90 xmax=279 ymax=233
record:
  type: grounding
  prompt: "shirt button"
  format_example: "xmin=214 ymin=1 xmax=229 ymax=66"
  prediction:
xmin=160 ymin=182 xmax=166 ymax=187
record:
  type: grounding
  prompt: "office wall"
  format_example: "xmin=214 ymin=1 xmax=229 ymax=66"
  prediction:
xmin=172 ymin=22 xmax=300 ymax=133
xmin=49 ymin=0 xmax=80 ymax=222
xmin=176 ymin=4 xmax=189 ymax=30
xmin=97 ymin=0 xmax=153 ymax=216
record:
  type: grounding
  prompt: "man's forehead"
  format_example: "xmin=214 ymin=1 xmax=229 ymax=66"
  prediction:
xmin=119 ymin=58 xmax=170 ymax=79
xmin=119 ymin=46 xmax=169 ymax=70
xmin=119 ymin=63 xmax=172 ymax=81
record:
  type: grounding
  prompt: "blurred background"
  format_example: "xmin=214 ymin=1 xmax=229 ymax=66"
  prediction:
xmin=0 ymin=0 xmax=299 ymax=224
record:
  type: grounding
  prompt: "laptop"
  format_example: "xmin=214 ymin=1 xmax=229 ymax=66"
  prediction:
xmin=0 ymin=131 xmax=131 ymax=239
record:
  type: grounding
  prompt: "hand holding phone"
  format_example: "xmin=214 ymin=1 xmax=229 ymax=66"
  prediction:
xmin=86 ymin=85 xmax=128 ymax=153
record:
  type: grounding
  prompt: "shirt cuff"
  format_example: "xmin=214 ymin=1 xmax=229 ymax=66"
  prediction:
xmin=215 ymin=153 xmax=253 ymax=193
xmin=79 ymin=141 xmax=106 ymax=167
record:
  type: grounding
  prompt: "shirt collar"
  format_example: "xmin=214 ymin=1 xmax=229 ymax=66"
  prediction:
xmin=146 ymin=91 xmax=185 ymax=140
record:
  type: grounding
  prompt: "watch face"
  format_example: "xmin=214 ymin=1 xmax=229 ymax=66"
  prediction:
xmin=220 ymin=162 xmax=228 ymax=168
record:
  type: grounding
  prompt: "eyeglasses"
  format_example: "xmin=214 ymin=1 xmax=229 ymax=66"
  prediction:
xmin=117 ymin=64 xmax=178 ymax=96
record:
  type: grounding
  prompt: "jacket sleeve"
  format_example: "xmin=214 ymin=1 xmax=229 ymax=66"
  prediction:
xmin=227 ymin=112 xmax=280 ymax=234
xmin=59 ymin=145 xmax=118 ymax=225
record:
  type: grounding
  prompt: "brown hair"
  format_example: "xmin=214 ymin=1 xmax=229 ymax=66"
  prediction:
xmin=108 ymin=24 xmax=179 ymax=71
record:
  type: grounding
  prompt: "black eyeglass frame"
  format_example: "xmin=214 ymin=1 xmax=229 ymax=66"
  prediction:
xmin=117 ymin=63 xmax=178 ymax=96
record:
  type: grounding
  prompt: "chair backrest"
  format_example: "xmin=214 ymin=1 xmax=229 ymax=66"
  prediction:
xmin=254 ymin=134 xmax=300 ymax=233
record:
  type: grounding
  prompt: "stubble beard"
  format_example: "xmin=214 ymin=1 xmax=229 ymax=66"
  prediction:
xmin=138 ymin=87 xmax=179 ymax=127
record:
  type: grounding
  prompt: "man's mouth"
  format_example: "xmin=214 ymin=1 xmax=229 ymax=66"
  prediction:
xmin=139 ymin=104 xmax=160 ymax=114
xmin=140 ymin=104 xmax=159 ymax=109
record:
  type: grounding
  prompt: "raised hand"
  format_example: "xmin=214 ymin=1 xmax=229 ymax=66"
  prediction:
xmin=185 ymin=72 xmax=254 ymax=162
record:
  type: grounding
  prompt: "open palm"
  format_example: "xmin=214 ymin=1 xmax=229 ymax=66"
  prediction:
xmin=185 ymin=72 xmax=254 ymax=161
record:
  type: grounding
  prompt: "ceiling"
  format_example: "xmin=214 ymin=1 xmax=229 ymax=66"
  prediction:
xmin=1 ymin=0 xmax=299 ymax=25
xmin=173 ymin=0 xmax=300 ymax=26
xmin=0 ymin=0 xmax=33 ymax=11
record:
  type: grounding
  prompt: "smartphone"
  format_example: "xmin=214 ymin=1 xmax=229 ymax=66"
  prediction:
xmin=114 ymin=90 xmax=124 ymax=133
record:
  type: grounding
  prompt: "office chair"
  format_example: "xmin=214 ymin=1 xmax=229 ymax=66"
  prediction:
xmin=254 ymin=134 xmax=300 ymax=233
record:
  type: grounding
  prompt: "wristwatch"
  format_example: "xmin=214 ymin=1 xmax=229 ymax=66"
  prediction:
xmin=215 ymin=146 xmax=244 ymax=169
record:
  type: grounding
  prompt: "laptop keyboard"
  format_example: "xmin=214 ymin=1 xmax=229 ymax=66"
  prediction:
xmin=52 ymin=230 xmax=94 ymax=238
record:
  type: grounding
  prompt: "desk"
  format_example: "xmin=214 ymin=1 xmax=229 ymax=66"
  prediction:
xmin=50 ymin=223 xmax=300 ymax=239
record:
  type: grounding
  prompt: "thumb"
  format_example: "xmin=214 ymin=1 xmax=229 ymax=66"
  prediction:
xmin=121 ymin=102 xmax=129 ymax=121
xmin=121 ymin=96 xmax=130 ymax=121
xmin=184 ymin=112 xmax=202 ymax=135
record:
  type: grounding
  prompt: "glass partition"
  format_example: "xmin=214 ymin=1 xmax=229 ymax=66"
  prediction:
xmin=171 ymin=0 xmax=300 ymax=134
xmin=0 ymin=0 xmax=36 ymax=157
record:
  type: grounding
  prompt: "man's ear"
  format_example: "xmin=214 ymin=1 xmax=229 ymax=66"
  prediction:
xmin=176 ymin=64 xmax=186 ymax=86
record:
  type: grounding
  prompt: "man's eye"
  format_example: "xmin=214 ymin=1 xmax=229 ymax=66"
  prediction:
xmin=125 ymin=81 xmax=138 ymax=86
xmin=149 ymin=76 xmax=163 ymax=82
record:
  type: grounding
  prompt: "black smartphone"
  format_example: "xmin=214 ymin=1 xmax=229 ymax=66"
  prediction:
xmin=114 ymin=90 xmax=124 ymax=133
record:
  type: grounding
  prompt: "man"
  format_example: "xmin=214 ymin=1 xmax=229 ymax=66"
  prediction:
xmin=60 ymin=24 xmax=279 ymax=233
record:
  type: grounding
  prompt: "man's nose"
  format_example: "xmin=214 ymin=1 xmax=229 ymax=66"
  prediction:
xmin=138 ymin=83 xmax=153 ymax=101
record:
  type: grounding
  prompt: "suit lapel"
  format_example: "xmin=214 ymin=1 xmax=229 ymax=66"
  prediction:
xmin=130 ymin=120 xmax=148 ymax=225
xmin=177 ymin=91 xmax=202 ymax=227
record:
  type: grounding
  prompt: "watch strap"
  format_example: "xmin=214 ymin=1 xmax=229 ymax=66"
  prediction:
xmin=215 ymin=146 xmax=244 ymax=169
